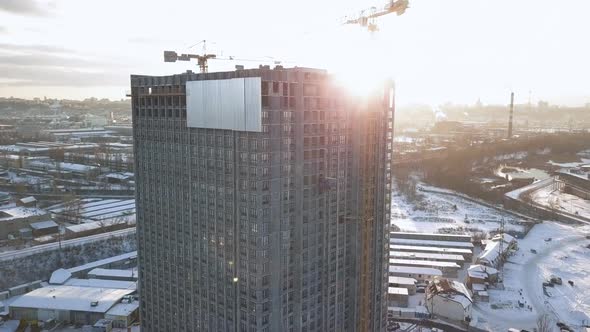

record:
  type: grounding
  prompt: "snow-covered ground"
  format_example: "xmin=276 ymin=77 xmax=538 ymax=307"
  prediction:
xmin=472 ymin=222 xmax=590 ymax=332
xmin=391 ymin=185 xmax=527 ymax=236
xmin=530 ymin=186 xmax=590 ymax=219
xmin=547 ymin=158 xmax=590 ymax=168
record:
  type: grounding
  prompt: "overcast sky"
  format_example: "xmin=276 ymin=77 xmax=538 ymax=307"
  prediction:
xmin=0 ymin=0 xmax=589 ymax=106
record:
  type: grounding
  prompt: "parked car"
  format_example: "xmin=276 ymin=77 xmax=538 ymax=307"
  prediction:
xmin=550 ymin=275 xmax=563 ymax=285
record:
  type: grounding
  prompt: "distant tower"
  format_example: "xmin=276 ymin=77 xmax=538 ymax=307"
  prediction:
xmin=508 ymin=92 xmax=514 ymax=139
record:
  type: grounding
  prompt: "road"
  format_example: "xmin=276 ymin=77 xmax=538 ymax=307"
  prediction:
xmin=0 ymin=227 xmax=136 ymax=262
xmin=472 ymin=231 xmax=587 ymax=331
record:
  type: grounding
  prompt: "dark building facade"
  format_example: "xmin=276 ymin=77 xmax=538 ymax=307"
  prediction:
xmin=131 ymin=67 xmax=394 ymax=332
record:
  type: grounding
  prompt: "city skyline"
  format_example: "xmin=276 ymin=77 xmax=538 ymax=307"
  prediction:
xmin=1 ymin=0 xmax=590 ymax=106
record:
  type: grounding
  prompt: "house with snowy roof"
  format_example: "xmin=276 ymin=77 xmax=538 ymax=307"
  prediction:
xmin=425 ymin=278 xmax=472 ymax=323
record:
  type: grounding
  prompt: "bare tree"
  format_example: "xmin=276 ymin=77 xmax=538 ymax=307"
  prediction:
xmin=536 ymin=314 xmax=553 ymax=332
xmin=62 ymin=193 xmax=83 ymax=224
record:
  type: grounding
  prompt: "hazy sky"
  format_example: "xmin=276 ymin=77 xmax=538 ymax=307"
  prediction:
xmin=0 ymin=0 xmax=589 ymax=106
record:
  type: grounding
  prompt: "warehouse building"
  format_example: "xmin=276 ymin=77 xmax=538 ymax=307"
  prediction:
xmin=9 ymin=286 xmax=135 ymax=325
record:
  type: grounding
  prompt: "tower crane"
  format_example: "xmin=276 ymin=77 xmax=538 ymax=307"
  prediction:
xmin=344 ymin=0 xmax=409 ymax=32
xmin=164 ymin=40 xmax=284 ymax=73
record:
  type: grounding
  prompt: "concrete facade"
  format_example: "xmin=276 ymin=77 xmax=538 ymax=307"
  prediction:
xmin=131 ymin=67 xmax=394 ymax=332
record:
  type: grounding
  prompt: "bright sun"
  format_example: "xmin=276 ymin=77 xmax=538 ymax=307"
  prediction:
xmin=314 ymin=25 xmax=393 ymax=96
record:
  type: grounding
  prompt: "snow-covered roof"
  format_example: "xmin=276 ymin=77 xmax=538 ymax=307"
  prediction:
xmin=0 ymin=320 xmax=19 ymax=332
xmin=89 ymin=268 xmax=137 ymax=279
xmin=389 ymin=265 xmax=443 ymax=276
xmin=48 ymin=198 xmax=135 ymax=221
xmin=390 ymin=244 xmax=472 ymax=255
xmin=388 ymin=287 xmax=409 ymax=296
xmin=390 ymin=238 xmax=474 ymax=249
xmin=491 ymin=233 xmax=516 ymax=244
xmin=0 ymin=206 xmax=47 ymax=221
xmin=9 ymin=286 xmax=133 ymax=313
xmin=18 ymin=196 xmax=37 ymax=204
xmin=427 ymin=278 xmax=472 ymax=309
xmin=65 ymin=218 xmax=128 ymax=233
xmin=105 ymin=173 xmax=134 ymax=180
xmin=29 ymin=220 xmax=58 ymax=230
xmin=106 ymin=301 xmax=139 ymax=317
xmin=389 ymin=259 xmax=460 ymax=269
xmin=65 ymin=278 xmax=136 ymax=290
xmin=67 ymin=251 xmax=137 ymax=274
xmin=478 ymin=235 xmax=515 ymax=266
xmin=388 ymin=276 xmax=417 ymax=286
xmin=49 ymin=268 xmax=72 ymax=284
xmin=390 ymin=231 xmax=472 ymax=241
xmin=468 ymin=264 xmax=498 ymax=275
xmin=389 ymin=251 xmax=464 ymax=262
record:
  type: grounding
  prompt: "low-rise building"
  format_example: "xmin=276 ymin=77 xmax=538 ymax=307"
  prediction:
xmin=389 ymin=258 xmax=461 ymax=278
xmin=466 ymin=264 xmax=499 ymax=289
xmin=29 ymin=220 xmax=59 ymax=237
xmin=9 ymin=286 xmax=135 ymax=325
xmin=388 ymin=276 xmax=417 ymax=295
xmin=16 ymin=196 xmax=37 ymax=208
xmin=104 ymin=301 xmax=139 ymax=328
xmin=88 ymin=268 xmax=137 ymax=282
xmin=477 ymin=233 xmax=517 ymax=268
xmin=389 ymin=265 xmax=443 ymax=282
xmin=425 ymin=278 xmax=473 ymax=323
xmin=0 ymin=206 xmax=50 ymax=239
xmin=387 ymin=287 xmax=409 ymax=308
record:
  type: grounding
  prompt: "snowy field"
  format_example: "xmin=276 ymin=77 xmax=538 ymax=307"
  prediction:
xmin=530 ymin=186 xmax=590 ymax=219
xmin=472 ymin=222 xmax=590 ymax=332
xmin=391 ymin=185 xmax=528 ymax=236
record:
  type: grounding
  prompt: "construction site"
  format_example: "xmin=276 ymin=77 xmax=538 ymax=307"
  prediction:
xmin=1 ymin=1 xmax=590 ymax=332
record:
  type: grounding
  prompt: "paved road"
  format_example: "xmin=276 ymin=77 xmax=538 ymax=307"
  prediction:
xmin=0 ymin=227 xmax=136 ymax=262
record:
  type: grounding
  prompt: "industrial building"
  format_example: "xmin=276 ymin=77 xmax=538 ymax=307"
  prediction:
xmin=48 ymin=198 xmax=135 ymax=224
xmin=132 ymin=67 xmax=394 ymax=331
xmin=0 ymin=206 xmax=50 ymax=239
xmin=425 ymin=278 xmax=473 ymax=323
xmin=9 ymin=286 xmax=135 ymax=325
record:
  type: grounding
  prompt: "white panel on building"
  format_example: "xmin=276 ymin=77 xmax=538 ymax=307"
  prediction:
xmin=186 ymin=77 xmax=262 ymax=132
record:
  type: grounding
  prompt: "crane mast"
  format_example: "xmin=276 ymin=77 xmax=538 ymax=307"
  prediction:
xmin=344 ymin=0 xmax=409 ymax=32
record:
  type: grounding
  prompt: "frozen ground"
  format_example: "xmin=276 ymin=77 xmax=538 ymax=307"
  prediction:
xmin=391 ymin=184 xmax=527 ymax=236
xmin=472 ymin=222 xmax=590 ymax=332
xmin=530 ymin=186 xmax=590 ymax=219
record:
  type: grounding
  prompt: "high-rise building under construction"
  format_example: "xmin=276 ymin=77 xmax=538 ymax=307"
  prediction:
xmin=131 ymin=66 xmax=394 ymax=332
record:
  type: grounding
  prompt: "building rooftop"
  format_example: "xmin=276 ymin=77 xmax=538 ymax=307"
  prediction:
xmin=65 ymin=278 xmax=137 ymax=291
xmin=389 ymin=251 xmax=465 ymax=262
xmin=49 ymin=268 xmax=72 ymax=284
xmin=390 ymin=238 xmax=474 ymax=249
xmin=106 ymin=301 xmax=139 ymax=317
xmin=68 ymin=251 xmax=137 ymax=274
xmin=0 ymin=206 xmax=47 ymax=221
xmin=390 ymin=231 xmax=471 ymax=240
xmin=389 ymin=259 xmax=461 ymax=269
xmin=426 ymin=278 xmax=472 ymax=309
xmin=29 ymin=220 xmax=58 ymax=230
xmin=9 ymin=286 xmax=134 ymax=313
xmin=89 ymin=268 xmax=137 ymax=279
xmin=388 ymin=276 xmax=417 ymax=285
xmin=390 ymin=244 xmax=472 ymax=255
xmin=18 ymin=196 xmax=37 ymax=204
xmin=388 ymin=265 xmax=443 ymax=276
xmin=387 ymin=287 xmax=409 ymax=296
